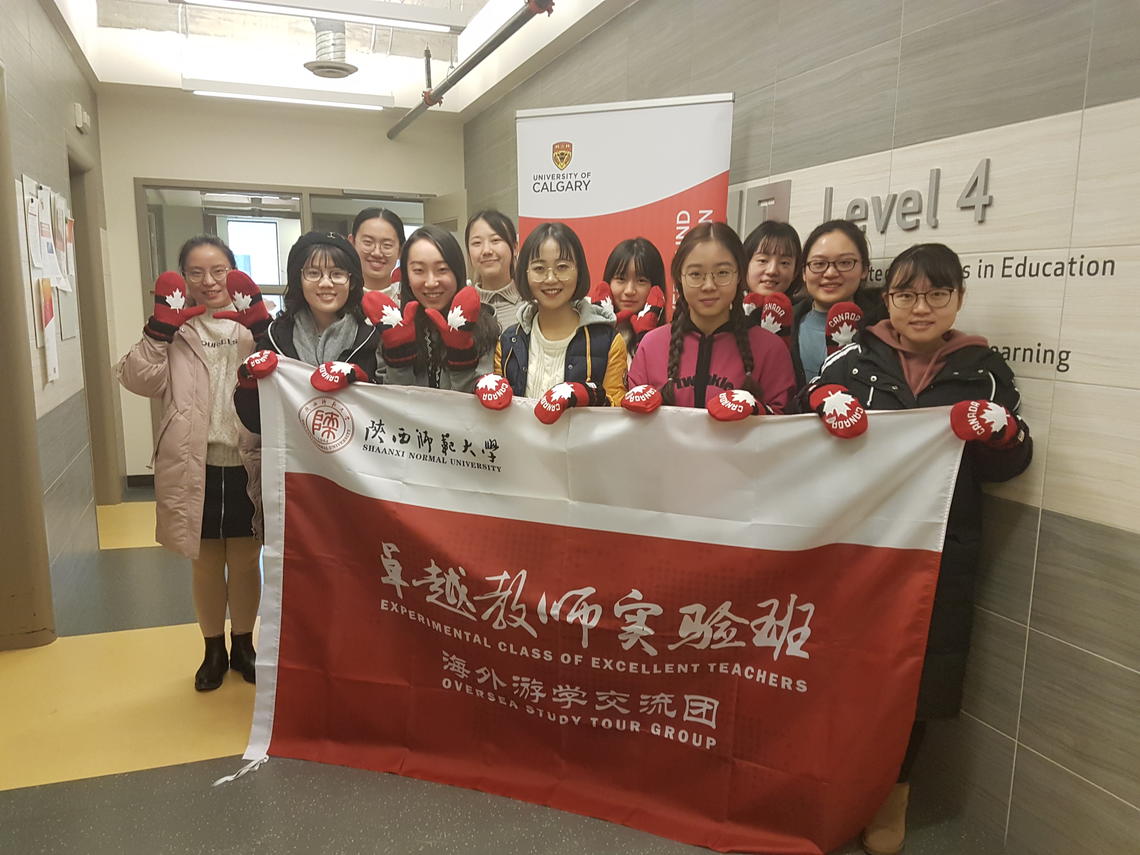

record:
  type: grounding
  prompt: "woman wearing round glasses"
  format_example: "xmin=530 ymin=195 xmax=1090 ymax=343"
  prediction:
xmin=807 ymin=243 xmax=1031 ymax=855
xmin=234 ymin=231 xmax=379 ymax=435
xmin=491 ymin=222 xmax=627 ymax=419
xmin=790 ymin=220 xmax=886 ymax=392
xmin=350 ymin=207 xmax=406 ymax=295
xmin=116 ymin=235 xmax=263 ymax=692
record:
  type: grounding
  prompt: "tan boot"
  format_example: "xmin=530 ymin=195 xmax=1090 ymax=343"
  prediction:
xmin=861 ymin=782 xmax=909 ymax=855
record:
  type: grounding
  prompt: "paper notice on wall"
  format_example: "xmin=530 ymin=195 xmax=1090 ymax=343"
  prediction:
xmin=39 ymin=278 xmax=59 ymax=382
xmin=15 ymin=179 xmax=43 ymax=347
xmin=66 ymin=218 xmax=77 ymax=288
xmin=22 ymin=176 xmax=41 ymax=268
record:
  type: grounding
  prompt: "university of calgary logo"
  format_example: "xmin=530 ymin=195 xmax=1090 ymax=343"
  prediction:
xmin=552 ymin=141 xmax=573 ymax=171
xmin=299 ymin=396 xmax=353 ymax=453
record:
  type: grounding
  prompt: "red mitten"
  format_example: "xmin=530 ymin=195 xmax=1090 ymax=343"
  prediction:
xmin=759 ymin=293 xmax=793 ymax=348
xmin=363 ymin=291 xmax=419 ymax=367
xmin=534 ymin=382 xmax=606 ymax=424
xmin=586 ymin=281 xmax=614 ymax=314
xmin=826 ymin=302 xmax=862 ymax=354
xmin=707 ymin=389 xmax=763 ymax=421
xmin=950 ymin=400 xmax=1019 ymax=447
xmin=214 ymin=271 xmax=272 ymax=335
xmin=742 ymin=292 xmax=765 ymax=317
xmin=236 ymin=349 xmax=278 ymax=389
xmin=310 ymin=361 xmax=368 ymax=392
xmin=621 ymin=384 xmax=662 ymax=414
xmin=424 ymin=286 xmax=481 ymax=369
xmin=474 ymin=374 xmax=513 ymax=410
xmin=629 ymin=287 xmax=666 ymax=336
xmin=145 ymin=272 xmax=206 ymax=341
xmin=808 ymin=384 xmax=868 ymax=438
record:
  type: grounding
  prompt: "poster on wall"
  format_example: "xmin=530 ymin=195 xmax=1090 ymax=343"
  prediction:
xmin=22 ymin=175 xmax=42 ymax=269
xmin=15 ymin=179 xmax=44 ymax=348
xmin=38 ymin=278 xmax=59 ymax=382
xmin=516 ymin=94 xmax=733 ymax=308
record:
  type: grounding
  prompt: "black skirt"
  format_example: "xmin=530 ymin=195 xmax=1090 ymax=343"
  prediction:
xmin=200 ymin=464 xmax=255 ymax=540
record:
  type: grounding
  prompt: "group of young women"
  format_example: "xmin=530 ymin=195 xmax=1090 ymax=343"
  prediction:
xmin=117 ymin=206 xmax=1031 ymax=855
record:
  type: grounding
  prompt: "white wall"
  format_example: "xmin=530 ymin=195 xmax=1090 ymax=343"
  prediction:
xmin=98 ymin=84 xmax=465 ymax=474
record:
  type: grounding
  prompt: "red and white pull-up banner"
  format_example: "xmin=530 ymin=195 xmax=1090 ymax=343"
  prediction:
xmin=246 ymin=359 xmax=963 ymax=854
xmin=516 ymin=94 xmax=733 ymax=301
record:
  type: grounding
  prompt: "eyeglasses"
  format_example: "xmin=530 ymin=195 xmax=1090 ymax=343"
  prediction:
xmin=805 ymin=258 xmax=860 ymax=274
xmin=527 ymin=261 xmax=576 ymax=282
xmin=302 ymin=268 xmax=350 ymax=286
xmin=683 ymin=269 xmax=737 ymax=288
xmin=184 ymin=266 xmax=230 ymax=284
xmin=886 ymin=288 xmax=956 ymax=309
xmin=356 ymin=237 xmax=398 ymax=253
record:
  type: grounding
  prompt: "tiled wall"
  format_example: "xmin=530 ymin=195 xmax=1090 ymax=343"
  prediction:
xmin=462 ymin=0 xmax=1140 ymax=849
xmin=2 ymin=0 xmax=103 ymax=597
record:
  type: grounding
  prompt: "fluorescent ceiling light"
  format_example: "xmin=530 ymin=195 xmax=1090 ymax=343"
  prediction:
xmin=167 ymin=0 xmax=466 ymax=33
xmin=182 ymin=78 xmax=393 ymax=111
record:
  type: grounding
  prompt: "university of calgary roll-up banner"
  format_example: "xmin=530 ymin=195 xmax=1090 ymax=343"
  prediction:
xmin=516 ymin=94 xmax=734 ymax=305
xmin=245 ymin=359 xmax=963 ymax=854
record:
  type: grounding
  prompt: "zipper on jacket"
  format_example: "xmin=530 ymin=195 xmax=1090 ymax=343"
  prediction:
xmin=218 ymin=466 xmax=225 ymax=539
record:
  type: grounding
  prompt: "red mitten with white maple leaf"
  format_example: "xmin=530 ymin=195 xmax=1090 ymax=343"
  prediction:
xmin=474 ymin=374 xmax=513 ymax=410
xmin=534 ymin=381 xmax=606 ymax=424
xmin=826 ymin=302 xmax=862 ymax=354
xmin=214 ymin=271 xmax=272 ymax=336
xmin=742 ymin=292 xmax=765 ymax=318
xmin=144 ymin=272 xmax=206 ymax=341
xmin=236 ymin=349 xmax=278 ymax=389
xmin=586 ymin=281 xmax=614 ymax=315
xmin=629 ymin=287 xmax=666 ymax=337
xmin=759 ymin=293 xmax=793 ymax=348
xmin=310 ymin=361 xmax=368 ymax=392
xmin=950 ymin=400 xmax=1019 ymax=447
xmin=424 ymin=286 xmax=481 ymax=369
xmin=363 ymin=291 xmax=419 ymax=367
xmin=808 ymin=384 xmax=868 ymax=438
xmin=621 ymin=384 xmax=662 ymax=414
xmin=707 ymin=389 xmax=764 ymax=421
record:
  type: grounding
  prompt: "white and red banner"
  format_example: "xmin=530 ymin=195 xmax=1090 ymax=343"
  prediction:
xmin=516 ymin=95 xmax=733 ymax=303
xmin=246 ymin=359 xmax=963 ymax=854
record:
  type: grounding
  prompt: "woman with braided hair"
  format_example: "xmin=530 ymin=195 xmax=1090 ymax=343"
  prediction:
xmin=624 ymin=222 xmax=794 ymax=419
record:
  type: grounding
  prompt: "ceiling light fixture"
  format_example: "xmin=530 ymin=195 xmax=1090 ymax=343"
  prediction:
xmin=167 ymin=0 xmax=466 ymax=34
xmin=182 ymin=78 xmax=393 ymax=111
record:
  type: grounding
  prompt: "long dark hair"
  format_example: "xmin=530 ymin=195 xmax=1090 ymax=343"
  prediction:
xmin=885 ymin=243 xmax=965 ymax=293
xmin=351 ymin=207 xmax=407 ymax=246
xmin=662 ymin=222 xmax=762 ymax=406
xmin=398 ymin=225 xmax=483 ymax=384
xmin=282 ymin=231 xmax=365 ymax=322
xmin=602 ymin=237 xmax=666 ymax=289
xmin=802 ymin=219 xmax=871 ymax=276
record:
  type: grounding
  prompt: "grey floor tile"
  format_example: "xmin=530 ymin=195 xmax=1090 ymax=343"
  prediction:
xmin=1006 ymin=747 xmax=1140 ymax=855
xmin=52 ymin=546 xmax=197 ymax=637
xmin=729 ymin=85 xmax=774 ymax=184
xmin=621 ymin=0 xmax=691 ymax=102
xmin=1018 ymin=630 xmax=1140 ymax=808
xmin=901 ymin=0 xmax=1002 ymax=35
xmin=1032 ymin=510 xmax=1140 ymax=673
xmin=37 ymin=387 xmax=91 ymax=491
xmin=0 ymin=752 xmax=1023 ymax=855
xmin=1086 ymin=0 xmax=1140 ymax=108
xmin=687 ymin=0 xmax=778 ymax=99
xmin=895 ymin=0 xmax=1092 ymax=147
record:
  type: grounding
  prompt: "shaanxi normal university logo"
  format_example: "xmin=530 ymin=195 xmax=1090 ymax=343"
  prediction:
xmin=299 ymin=396 xmax=354 ymax=453
xmin=552 ymin=141 xmax=573 ymax=171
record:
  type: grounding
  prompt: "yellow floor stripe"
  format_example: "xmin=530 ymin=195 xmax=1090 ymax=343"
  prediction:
xmin=96 ymin=502 xmax=160 ymax=550
xmin=0 ymin=623 xmax=254 ymax=791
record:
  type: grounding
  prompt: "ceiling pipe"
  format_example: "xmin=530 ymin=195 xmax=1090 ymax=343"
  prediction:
xmin=386 ymin=0 xmax=555 ymax=141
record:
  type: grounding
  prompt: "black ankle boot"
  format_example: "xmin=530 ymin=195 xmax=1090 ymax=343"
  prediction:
xmin=230 ymin=631 xmax=256 ymax=684
xmin=195 ymin=635 xmax=228 ymax=691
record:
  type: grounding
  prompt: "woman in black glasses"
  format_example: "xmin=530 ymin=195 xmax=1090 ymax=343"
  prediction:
xmin=805 ymin=243 xmax=1032 ymax=855
xmin=791 ymin=219 xmax=885 ymax=393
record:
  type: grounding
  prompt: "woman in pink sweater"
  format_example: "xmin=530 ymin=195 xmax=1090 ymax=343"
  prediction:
xmin=627 ymin=222 xmax=795 ymax=417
